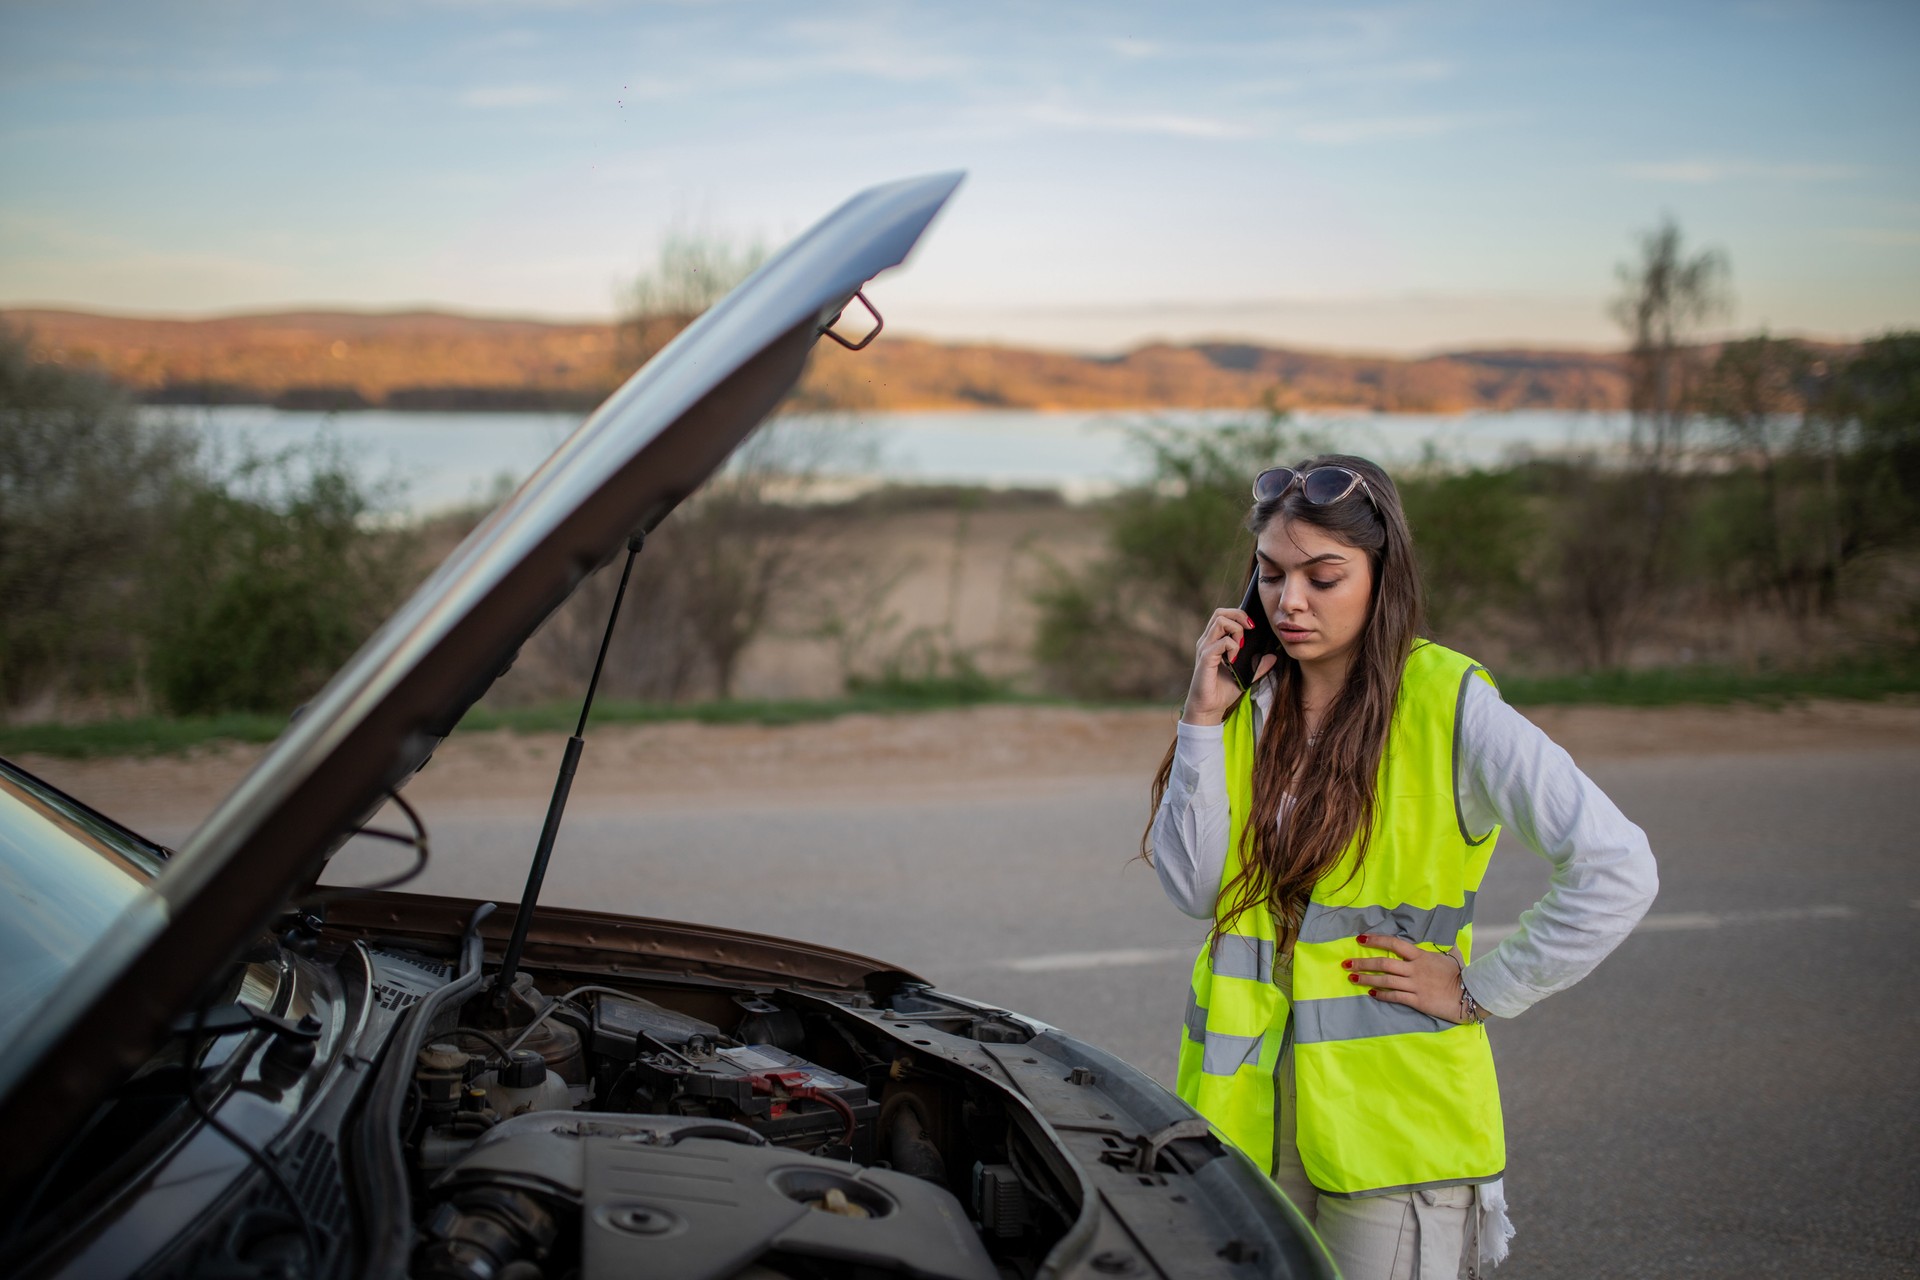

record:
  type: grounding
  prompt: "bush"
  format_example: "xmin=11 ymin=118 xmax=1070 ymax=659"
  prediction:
xmin=2 ymin=325 xmax=418 ymax=718
xmin=506 ymin=417 xmax=874 ymax=705
xmin=145 ymin=441 xmax=414 ymax=716
xmin=1397 ymin=465 xmax=1533 ymax=638
xmin=1032 ymin=415 xmax=1313 ymax=700
xmin=1836 ymin=331 xmax=1920 ymax=550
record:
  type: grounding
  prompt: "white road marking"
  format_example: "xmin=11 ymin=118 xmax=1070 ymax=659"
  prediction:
xmin=1000 ymin=946 xmax=1195 ymax=973
xmin=992 ymin=905 xmax=1863 ymax=973
xmin=1633 ymin=911 xmax=1727 ymax=932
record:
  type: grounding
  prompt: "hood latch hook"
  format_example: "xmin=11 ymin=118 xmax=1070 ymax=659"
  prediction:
xmin=820 ymin=290 xmax=883 ymax=351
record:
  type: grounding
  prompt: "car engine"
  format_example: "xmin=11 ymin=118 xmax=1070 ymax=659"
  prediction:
xmin=384 ymin=961 xmax=1048 ymax=1280
xmin=17 ymin=918 xmax=1271 ymax=1280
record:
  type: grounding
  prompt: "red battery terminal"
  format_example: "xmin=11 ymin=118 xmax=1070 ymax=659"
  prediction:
xmin=746 ymin=1070 xmax=858 ymax=1147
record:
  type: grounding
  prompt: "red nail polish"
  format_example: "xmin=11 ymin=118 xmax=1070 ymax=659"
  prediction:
xmin=1341 ymin=960 xmax=1352 ymax=969
xmin=1355 ymin=934 xmax=1368 ymax=945
xmin=1348 ymin=973 xmax=1359 ymax=983
xmin=1367 ymin=989 xmax=1380 ymax=998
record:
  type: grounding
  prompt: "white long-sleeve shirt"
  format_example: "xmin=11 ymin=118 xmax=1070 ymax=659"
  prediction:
xmin=1150 ymin=677 xmax=1658 ymax=1017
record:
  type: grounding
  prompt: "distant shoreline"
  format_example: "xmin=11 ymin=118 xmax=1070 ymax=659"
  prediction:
xmin=3 ymin=304 xmax=1654 ymax=415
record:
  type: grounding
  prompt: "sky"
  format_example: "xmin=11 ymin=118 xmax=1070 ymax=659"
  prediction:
xmin=2 ymin=0 xmax=1916 ymax=355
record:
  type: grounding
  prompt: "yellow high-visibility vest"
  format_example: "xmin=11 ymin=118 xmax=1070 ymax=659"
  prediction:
xmin=1175 ymin=640 xmax=1506 ymax=1196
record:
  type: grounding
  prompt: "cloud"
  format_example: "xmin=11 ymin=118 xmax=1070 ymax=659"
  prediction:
xmin=449 ymin=27 xmax=545 ymax=55
xmin=1214 ymin=11 xmax=1416 ymax=69
xmin=456 ymin=83 xmax=566 ymax=109
xmin=1020 ymin=102 xmax=1253 ymax=139
xmin=1293 ymin=114 xmax=1473 ymax=145
xmin=1315 ymin=58 xmax=1457 ymax=86
xmin=775 ymin=18 xmax=978 ymax=83
xmin=1219 ymin=56 xmax=1457 ymax=102
xmin=1619 ymin=159 xmax=1860 ymax=184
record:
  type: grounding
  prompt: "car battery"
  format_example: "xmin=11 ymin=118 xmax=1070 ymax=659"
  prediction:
xmin=676 ymin=1044 xmax=879 ymax=1161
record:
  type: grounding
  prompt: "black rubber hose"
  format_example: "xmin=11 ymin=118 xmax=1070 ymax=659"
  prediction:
xmin=353 ymin=901 xmax=497 ymax=1278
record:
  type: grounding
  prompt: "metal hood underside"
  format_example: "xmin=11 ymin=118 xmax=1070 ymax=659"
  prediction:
xmin=0 ymin=172 xmax=964 ymax=1189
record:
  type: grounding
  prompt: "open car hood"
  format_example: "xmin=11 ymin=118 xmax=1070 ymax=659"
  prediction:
xmin=0 ymin=172 xmax=964 ymax=1182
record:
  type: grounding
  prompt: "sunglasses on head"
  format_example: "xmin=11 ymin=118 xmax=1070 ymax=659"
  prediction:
xmin=1252 ymin=465 xmax=1375 ymax=507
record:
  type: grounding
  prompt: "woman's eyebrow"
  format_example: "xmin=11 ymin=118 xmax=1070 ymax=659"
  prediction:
xmin=1256 ymin=549 xmax=1348 ymax=568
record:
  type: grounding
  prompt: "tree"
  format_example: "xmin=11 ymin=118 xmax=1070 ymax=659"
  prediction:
xmin=0 ymin=325 xmax=192 ymax=709
xmin=1527 ymin=462 xmax=1650 ymax=669
xmin=1697 ymin=335 xmax=1826 ymax=612
xmin=1032 ymin=415 xmax=1314 ymax=699
xmin=1538 ymin=218 xmax=1730 ymax=668
xmin=615 ymin=230 xmax=768 ymax=376
xmin=1833 ymin=332 xmax=1920 ymax=542
xmin=1611 ymin=218 xmax=1730 ymax=480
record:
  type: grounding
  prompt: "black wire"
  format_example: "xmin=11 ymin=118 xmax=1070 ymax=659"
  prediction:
xmin=303 ymin=788 xmax=430 ymax=906
xmin=444 ymin=1027 xmax=514 ymax=1065
xmin=185 ymin=1000 xmax=325 ymax=1277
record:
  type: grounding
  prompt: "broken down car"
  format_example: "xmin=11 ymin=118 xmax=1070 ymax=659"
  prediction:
xmin=0 ymin=172 xmax=1336 ymax=1280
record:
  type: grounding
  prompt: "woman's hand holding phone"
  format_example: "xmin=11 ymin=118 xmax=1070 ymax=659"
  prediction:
xmin=1182 ymin=605 xmax=1278 ymax=726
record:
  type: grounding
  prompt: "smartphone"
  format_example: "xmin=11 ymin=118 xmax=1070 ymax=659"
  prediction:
xmin=1225 ymin=570 xmax=1280 ymax=690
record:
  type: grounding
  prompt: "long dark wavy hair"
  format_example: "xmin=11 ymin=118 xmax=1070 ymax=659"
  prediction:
xmin=1142 ymin=454 xmax=1425 ymax=947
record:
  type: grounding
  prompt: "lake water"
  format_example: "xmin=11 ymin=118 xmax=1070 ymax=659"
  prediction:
xmin=141 ymin=405 xmax=1634 ymax=516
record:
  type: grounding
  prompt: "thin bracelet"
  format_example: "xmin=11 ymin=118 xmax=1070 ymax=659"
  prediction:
xmin=1442 ymin=947 xmax=1485 ymax=1024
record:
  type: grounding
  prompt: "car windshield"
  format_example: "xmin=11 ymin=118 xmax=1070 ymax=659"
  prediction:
xmin=0 ymin=762 xmax=167 ymax=1046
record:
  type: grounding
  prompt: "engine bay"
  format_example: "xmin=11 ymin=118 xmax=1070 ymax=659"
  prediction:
xmin=390 ymin=958 xmax=1063 ymax=1280
xmin=11 ymin=909 xmax=1280 ymax=1280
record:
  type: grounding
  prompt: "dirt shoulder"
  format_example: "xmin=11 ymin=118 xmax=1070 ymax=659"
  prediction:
xmin=18 ymin=698 xmax=1920 ymax=832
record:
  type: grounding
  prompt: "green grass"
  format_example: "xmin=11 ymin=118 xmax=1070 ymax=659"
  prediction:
xmin=463 ymin=675 xmax=1040 ymax=735
xmin=1498 ymin=654 xmax=1920 ymax=707
xmin=6 ymin=657 xmax=1915 ymax=759
xmin=0 ymin=678 xmax=1043 ymax=759
xmin=0 ymin=712 xmax=293 ymax=759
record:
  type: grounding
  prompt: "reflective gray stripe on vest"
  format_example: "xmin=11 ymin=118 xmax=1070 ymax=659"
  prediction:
xmin=1183 ymin=990 xmax=1208 ymax=1043
xmin=1314 ymin=1170 xmax=1506 ymax=1200
xmin=1183 ymin=993 xmax=1267 ymax=1076
xmin=1296 ymin=891 xmax=1478 ymax=948
xmin=1292 ymin=994 xmax=1455 ymax=1044
xmin=1201 ymin=1028 xmax=1264 ymax=1076
xmin=1212 ymin=932 xmax=1275 ymax=982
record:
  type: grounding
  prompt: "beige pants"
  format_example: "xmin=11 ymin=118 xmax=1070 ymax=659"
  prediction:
xmin=1272 ymin=1039 xmax=1475 ymax=1280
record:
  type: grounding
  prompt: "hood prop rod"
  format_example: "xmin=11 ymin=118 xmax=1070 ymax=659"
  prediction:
xmin=493 ymin=530 xmax=645 ymax=1001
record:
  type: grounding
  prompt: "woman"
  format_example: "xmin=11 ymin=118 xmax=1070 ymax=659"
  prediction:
xmin=1147 ymin=455 xmax=1657 ymax=1279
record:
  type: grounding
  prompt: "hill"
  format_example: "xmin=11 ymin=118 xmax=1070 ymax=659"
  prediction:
xmin=2 ymin=306 xmax=1629 ymax=413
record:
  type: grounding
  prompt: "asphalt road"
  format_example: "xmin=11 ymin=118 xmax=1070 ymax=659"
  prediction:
xmin=314 ymin=744 xmax=1920 ymax=1278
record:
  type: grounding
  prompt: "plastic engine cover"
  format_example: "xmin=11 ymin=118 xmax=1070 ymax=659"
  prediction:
xmin=581 ymin=1134 xmax=997 ymax=1280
